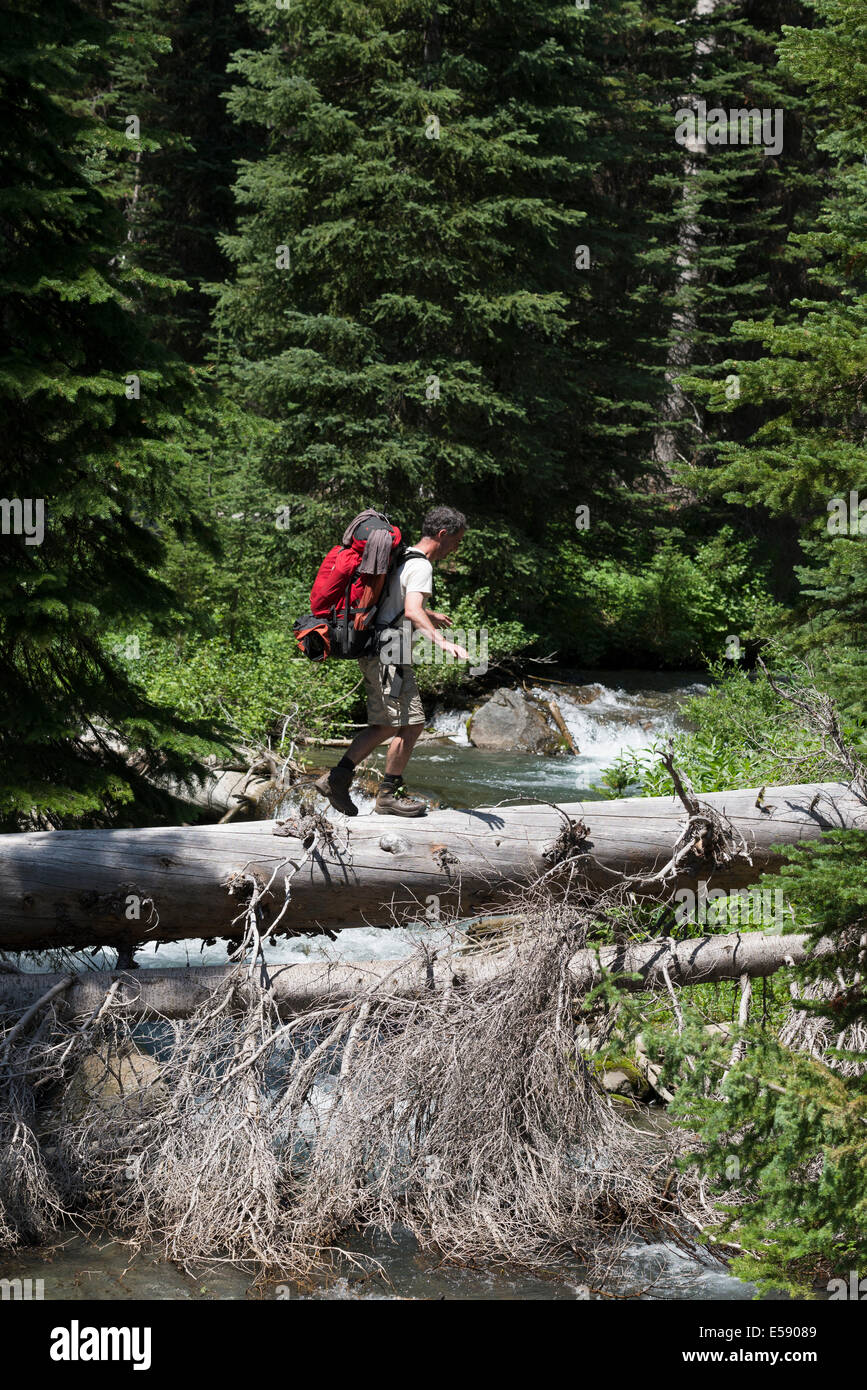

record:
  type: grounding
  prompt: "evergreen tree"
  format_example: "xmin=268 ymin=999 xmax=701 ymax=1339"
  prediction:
xmin=0 ymin=0 xmax=230 ymax=829
xmin=212 ymin=0 xmax=828 ymax=663
xmin=655 ymin=0 xmax=867 ymax=1269
xmin=546 ymin=0 xmax=825 ymax=662
xmin=686 ymin=0 xmax=867 ymax=709
xmin=639 ymin=0 xmax=826 ymax=625
xmin=96 ymin=0 xmax=255 ymax=359
xmin=90 ymin=0 xmax=310 ymax=663
xmin=215 ymin=0 xmax=691 ymax=632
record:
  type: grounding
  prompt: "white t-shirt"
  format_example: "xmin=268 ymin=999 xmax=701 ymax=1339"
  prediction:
xmin=377 ymin=552 xmax=433 ymax=627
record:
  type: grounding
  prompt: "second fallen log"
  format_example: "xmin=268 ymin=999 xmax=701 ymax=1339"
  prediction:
xmin=0 ymin=929 xmax=833 ymax=1020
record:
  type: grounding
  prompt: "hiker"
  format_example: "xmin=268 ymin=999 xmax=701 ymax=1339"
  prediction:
xmin=315 ymin=505 xmax=469 ymax=817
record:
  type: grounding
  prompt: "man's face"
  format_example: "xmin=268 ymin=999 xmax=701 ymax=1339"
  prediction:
xmin=437 ymin=526 xmax=465 ymax=558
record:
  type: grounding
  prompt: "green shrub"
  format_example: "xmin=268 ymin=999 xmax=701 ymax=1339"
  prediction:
xmin=411 ymin=592 xmax=532 ymax=701
xmin=110 ymin=621 xmax=363 ymax=750
xmin=551 ymin=528 xmax=780 ymax=667
xmin=660 ymin=830 xmax=867 ymax=1296
xmin=596 ymin=661 xmax=862 ymax=798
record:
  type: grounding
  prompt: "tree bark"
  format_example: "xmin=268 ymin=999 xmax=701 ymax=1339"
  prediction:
xmin=651 ymin=0 xmax=721 ymax=477
xmin=0 ymin=929 xmax=831 ymax=1020
xmin=0 ymin=781 xmax=862 ymax=953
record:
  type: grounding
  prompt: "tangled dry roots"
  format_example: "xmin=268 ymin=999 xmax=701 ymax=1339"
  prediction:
xmin=780 ymin=979 xmax=867 ymax=1078
xmin=284 ymin=912 xmax=702 ymax=1275
xmin=1 ymin=909 xmax=705 ymax=1281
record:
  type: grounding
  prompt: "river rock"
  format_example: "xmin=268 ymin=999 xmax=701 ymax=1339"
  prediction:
xmin=601 ymin=1061 xmax=653 ymax=1100
xmin=703 ymin=1022 xmax=732 ymax=1041
xmin=468 ymin=688 xmax=559 ymax=754
xmin=634 ymin=1034 xmax=674 ymax=1102
xmin=560 ymin=682 xmax=605 ymax=706
xmin=64 ymin=1042 xmax=166 ymax=1120
xmin=601 ymin=1068 xmax=636 ymax=1096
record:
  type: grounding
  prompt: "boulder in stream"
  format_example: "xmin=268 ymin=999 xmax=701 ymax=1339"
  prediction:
xmin=468 ymin=687 xmax=560 ymax=754
xmin=561 ymin=682 xmax=605 ymax=705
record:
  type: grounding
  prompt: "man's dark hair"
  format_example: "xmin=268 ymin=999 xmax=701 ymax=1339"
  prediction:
xmin=421 ymin=505 xmax=467 ymax=538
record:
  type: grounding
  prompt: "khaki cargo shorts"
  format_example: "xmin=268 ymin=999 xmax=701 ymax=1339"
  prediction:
xmin=357 ymin=654 xmax=426 ymax=728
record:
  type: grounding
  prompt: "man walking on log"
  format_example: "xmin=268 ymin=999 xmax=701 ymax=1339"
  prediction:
xmin=315 ymin=505 xmax=469 ymax=817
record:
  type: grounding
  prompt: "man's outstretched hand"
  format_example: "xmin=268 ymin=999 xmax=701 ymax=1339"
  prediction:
xmin=428 ymin=611 xmax=453 ymax=630
xmin=441 ymin=639 xmax=470 ymax=661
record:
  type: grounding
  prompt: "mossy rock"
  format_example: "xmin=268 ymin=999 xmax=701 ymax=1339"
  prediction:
xmin=592 ymin=1056 xmax=653 ymax=1100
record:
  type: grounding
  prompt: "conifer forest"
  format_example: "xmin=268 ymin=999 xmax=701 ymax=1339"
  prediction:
xmin=0 ymin=0 xmax=866 ymax=1332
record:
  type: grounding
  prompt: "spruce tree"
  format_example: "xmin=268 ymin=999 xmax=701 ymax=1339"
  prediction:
xmin=214 ymin=0 xmax=827 ymax=657
xmin=640 ymin=0 xmax=826 ymax=602
xmin=685 ymin=0 xmax=867 ymax=709
xmin=96 ymin=0 xmax=255 ymax=359
xmin=654 ymin=4 xmax=867 ymax=1277
xmin=0 ymin=0 xmax=230 ymax=829
xmin=216 ymin=0 xmax=687 ymax=628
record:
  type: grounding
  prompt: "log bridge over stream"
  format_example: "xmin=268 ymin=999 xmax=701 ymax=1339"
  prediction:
xmin=0 ymin=781 xmax=863 ymax=954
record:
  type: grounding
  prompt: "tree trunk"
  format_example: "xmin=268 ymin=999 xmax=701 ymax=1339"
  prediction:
xmin=0 ymin=781 xmax=862 ymax=953
xmin=651 ymin=0 xmax=721 ymax=477
xmin=0 ymin=929 xmax=831 ymax=1020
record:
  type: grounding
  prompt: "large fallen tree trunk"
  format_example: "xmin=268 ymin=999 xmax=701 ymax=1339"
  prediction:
xmin=0 ymin=930 xmax=833 ymax=1019
xmin=0 ymin=781 xmax=863 ymax=952
xmin=159 ymin=752 xmax=302 ymax=822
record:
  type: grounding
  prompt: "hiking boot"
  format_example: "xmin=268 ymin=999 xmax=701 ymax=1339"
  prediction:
xmin=375 ymin=782 xmax=427 ymax=817
xmin=313 ymin=765 xmax=358 ymax=817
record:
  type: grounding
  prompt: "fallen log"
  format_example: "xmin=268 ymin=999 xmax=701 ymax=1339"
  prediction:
xmin=547 ymin=699 xmax=579 ymax=755
xmin=0 ymin=930 xmax=831 ymax=1020
xmin=79 ymin=733 xmax=280 ymax=821
xmin=0 ymin=781 xmax=863 ymax=952
xmin=160 ymin=753 xmax=297 ymax=821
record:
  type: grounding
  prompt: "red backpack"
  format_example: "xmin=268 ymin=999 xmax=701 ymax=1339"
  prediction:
xmin=294 ymin=512 xmax=403 ymax=660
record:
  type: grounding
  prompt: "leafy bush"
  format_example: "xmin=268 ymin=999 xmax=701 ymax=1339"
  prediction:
xmin=111 ymin=619 xmax=363 ymax=751
xmin=411 ymin=591 xmax=532 ymax=700
xmin=596 ymin=661 xmax=862 ymax=798
xmin=111 ymin=580 xmax=530 ymax=747
xmin=551 ymin=528 xmax=780 ymax=667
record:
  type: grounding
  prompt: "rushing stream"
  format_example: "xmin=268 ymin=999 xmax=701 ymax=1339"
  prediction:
xmin=8 ymin=673 xmax=790 ymax=1300
xmin=314 ymin=670 xmax=709 ymax=811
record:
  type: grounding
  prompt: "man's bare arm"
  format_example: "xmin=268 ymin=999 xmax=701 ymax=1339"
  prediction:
xmin=404 ymin=592 xmax=469 ymax=660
